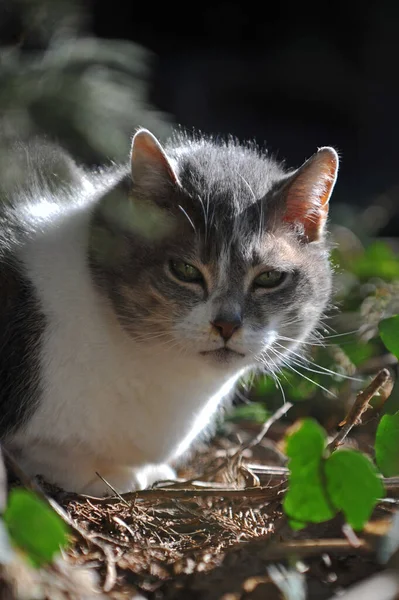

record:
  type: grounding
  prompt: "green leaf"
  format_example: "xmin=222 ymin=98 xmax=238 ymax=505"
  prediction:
xmin=285 ymin=419 xmax=326 ymax=464
xmin=375 ymin=412 xmax=399 ymax=476
xmin=272 ymin=370 xmax=318 ymax=402
xmin=283 ymin=420 xmax=385 ymax=531
xmin=382 ymin=385 xmax=399 ymax=416
xmin=283 ymin=419 xmax=335 ymax=526
xmin=340 ymin=339 xmax=376 ymax=367
xmin=325 ymin=450 xmax=385 ymax=531
xmin=4 ymin=489 xmax=69 ymax=567
xmin=350 ymin=242 xmax=399 ymax=280
xmin=227 ymin=402 xmax=270 ymax=424
xmin=288 ymin=518 xmax=308 ymax=531
xmin=379 ymin=315 xmax=399 ymax=360
xmin=251 ymin=374 xmax=276 ymax=397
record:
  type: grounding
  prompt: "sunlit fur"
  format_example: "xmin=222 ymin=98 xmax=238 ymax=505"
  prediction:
xmin=0 ymin=133 xmax=337 ymax=495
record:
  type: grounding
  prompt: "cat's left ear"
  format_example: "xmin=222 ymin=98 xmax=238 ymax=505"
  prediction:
xmin=131 ymin=128 xmax=180 ymax=192
xmin=281 ymin=147 xmax=339 ymax=242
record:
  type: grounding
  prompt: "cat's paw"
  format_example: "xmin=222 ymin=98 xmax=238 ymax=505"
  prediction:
xmin=133 ymin=463 xmax=177 ymax=489
xmin=80 ymin=464 xmax=176 ymax=496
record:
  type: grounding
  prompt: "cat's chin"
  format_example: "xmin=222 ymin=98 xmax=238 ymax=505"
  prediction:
xmin=199 ymin=347 xmax=246 ymax=367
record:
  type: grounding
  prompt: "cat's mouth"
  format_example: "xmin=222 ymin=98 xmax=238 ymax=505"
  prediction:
xmin=199 ymin=347 xmax=245 ymax=362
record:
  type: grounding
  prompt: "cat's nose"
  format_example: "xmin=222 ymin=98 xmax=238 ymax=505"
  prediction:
xmin=211 ymin=317 xmax=242 ymax=342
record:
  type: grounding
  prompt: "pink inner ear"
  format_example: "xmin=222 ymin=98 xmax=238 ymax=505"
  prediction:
xmin=283 ymin=148 xmax=338 ymax=242
xmin=131 ymin=129 xmax=179 ymax=186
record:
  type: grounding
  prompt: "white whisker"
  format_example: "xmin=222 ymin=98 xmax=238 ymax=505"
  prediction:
xmin=238 ymin=174 xmax=256 ymax=201
xmin=318 ymin=329 xmax=360 ymax=340
xmin=278 ymin=335 xmax=338 ymax=348
xmin=272 ymin=372 xmax=287 ymax=405
xmin=274 ymin=341 xmax=363 ymax=383
xmin=256 ymin=349 xmax=287 ymax=383
xmin=268 ymin=347 xmax=337 ymax=398
xmin=178 ymin=205 xmax=196 ymax=233
xmin=196 ymin=194 xmax=208 ymax=240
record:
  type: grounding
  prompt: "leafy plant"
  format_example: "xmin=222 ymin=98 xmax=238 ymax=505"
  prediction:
xmin=347 ymin=242 xmax=399 ymax=281
xmin=226 ymin=402 xmax=270 ymax=424
xmin=283 ymin=419 xmax=385 ymax=531
xmin=375 ymin=412 xmax=399 ymax=477
xmin=2 ymin=489 xmax=69 ymax=568
xmin=379 ymin=315 xmax=399 ymax=360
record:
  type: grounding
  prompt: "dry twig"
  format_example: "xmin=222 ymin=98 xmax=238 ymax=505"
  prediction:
xmin=243 ymin=401 xmax=294 ymax=451
xmin=191 ymin=401 xmax=292 ymax=485
xmin=84 ymin=482 xmax=287 ymax=505
xmin=259 ymin=538 xmax=373 ymax=561
xmin=328 ymin=368 xmax=392 ymax=452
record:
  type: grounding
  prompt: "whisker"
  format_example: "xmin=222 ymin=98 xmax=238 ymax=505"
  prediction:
xmin=130 ymin=331 xmax=171 ymax=341
xmin=318 ymin=329 xmax=360 ymax=340
xmin=196 ymin=194 xmax=208 ymax=241
xmin=268 ymin=347 xmax=337 ymax=398
xmin=256 ymin=349 xmax=288 ymax=383
xmin=142 ymin=335 xmax=175 ymax=344
xmin=317 ymin=321 xmax=337 ymax=334
xmin=277 ymin=335 xmax=326 ymax=348
xmin=178 ymin=205 xmax=196 ymax=233
xmin=206 ymin=191 xmax=211 ymax=240
xmin=247 ymin=351 xmax=290 ymax=406
xmin=235 ymin=387 xmax=253 ymax=404
xmin=281 ymin=354 xmax=361 ymax=382
xmin=278 ymin=335 xmax=354 ymax=348
xmin=238 ymin=174 xmax=256 ymax=201
xmin=150 ymin=340 xmax=186 ymax=358
xmin=272 ymin=372 xmax=287 ymax=405
xmin=278 ymin=316 xmax=358 ymax=342
xmin=274 ymin=342 xmax=363 ymax=383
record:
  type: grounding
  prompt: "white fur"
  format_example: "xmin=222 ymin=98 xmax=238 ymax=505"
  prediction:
xmin=9 ymin=188 xmax=249 ymax=495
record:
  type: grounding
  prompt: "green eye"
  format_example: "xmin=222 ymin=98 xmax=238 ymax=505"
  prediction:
xmin=254 ymin=270 xmax=286 ymax=289
xmin=170 ymin=260 xmax=203 ymax=283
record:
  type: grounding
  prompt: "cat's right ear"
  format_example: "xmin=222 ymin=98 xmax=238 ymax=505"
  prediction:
xmin=280 ymin=147 xmax=339 ymax=242
xmin=130 ymin=129 xmax=180 ymax=193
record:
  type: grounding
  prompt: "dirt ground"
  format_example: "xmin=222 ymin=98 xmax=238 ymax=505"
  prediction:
xmin=2 ymin=411 xmax=397 ymax=600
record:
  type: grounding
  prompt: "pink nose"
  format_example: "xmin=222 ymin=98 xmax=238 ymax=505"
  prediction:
xmin=211 ymin=318 xmax=242 ymax=342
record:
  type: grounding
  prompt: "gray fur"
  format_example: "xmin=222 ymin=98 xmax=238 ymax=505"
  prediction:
xmin=90 ymin=133 xmax=333 ymax=356
xmin=0 ymin=131 xmax=336 ymax=472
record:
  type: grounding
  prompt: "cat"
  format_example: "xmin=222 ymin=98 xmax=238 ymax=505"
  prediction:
xmin=0 ymin=129 xmax=338 ymax=496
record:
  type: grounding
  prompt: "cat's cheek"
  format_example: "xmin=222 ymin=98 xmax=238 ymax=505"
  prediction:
xmin=173 ymin=302 xmax=217 ymax=349
xmin=235 ymin=326 xmax=278 ymax=357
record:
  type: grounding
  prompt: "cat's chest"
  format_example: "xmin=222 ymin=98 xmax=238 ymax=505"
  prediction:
xmin=33 ymin=324 xmax=232 ymax=461
xmin=17 ymin=205 xmax=238 ymax=463
xmin=23 ymin=266 xmax=233 ymax=461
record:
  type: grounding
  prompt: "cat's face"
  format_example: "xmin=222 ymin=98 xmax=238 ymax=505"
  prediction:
xmin=90 ymin=130 xmax=338 ymax=374
xmin=167 ymin=236 xmax=331 ymax=371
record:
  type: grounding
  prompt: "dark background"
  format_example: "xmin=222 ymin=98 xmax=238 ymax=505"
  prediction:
xmin=91 ymin=1 xmax=399 ymax=235
xmin=1 ymin=0 xmax=399 ymax=234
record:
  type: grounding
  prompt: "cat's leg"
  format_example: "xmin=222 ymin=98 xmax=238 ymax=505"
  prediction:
xmin=7 ymin=440 xmax=176 ymax=496
xmin=7 ymin=440 xmax=117 ymax=495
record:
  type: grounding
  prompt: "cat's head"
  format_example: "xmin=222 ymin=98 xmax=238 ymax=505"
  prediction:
xmin=90 ymin=129 xmax=338 ymax=373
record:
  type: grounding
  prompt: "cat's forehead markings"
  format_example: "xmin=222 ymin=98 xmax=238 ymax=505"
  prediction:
xmin=250 ymin=234 xmax=299 ymax=263
xmin=220 ymin=244 xmax=232 ymax=273
xmin=249 ymin=249 xmax=267 ymax=268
